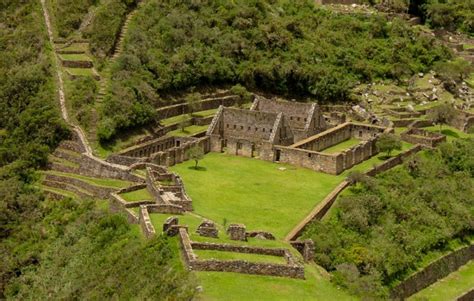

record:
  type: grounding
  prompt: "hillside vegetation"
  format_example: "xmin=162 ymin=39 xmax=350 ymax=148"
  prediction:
xmin=0 ymin=1 xmax=194 ymax=299
xmin=303 ymin=139 xmax=474 ymax=299
xmin=98 ymin=0 xmax=450 ymax=141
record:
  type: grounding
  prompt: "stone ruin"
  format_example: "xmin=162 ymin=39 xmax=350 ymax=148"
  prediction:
xmin=163 ymin=216 xmax=180 ymax=236
xmin=246 ymin=231 xmax=276 ymax=240
xmin=227 ymin=224 xmax=247 ymax=241
xmin=196 ymin=220 xmax=219 ymax=238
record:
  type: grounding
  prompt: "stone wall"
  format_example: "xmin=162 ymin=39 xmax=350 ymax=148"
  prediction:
xmin=315 ymin=0 xmax=360 ymax=4
xmin=365 ymin=144 xmax=423 ymax=177
xmin=457 ymin=288 xmax=474 ymax=301
xmin=191 ymin=242 xmax=287 ymax=257
xmin=156 ymin=95 xmax=240 ymax=120
xmin=60 ymin=59 xmax=93 ymax=68
xmin=391 ymin=244 xmax=474 ymax=299
xmin=401 ymin=128 xmax=446 ymax=148
xmin=139 ymin=205 xmax=156 ymax=239
xmin=77 ymin=154 xmax=143 ymax=182
xmin=44 ymin=173 xmax=117 ymax=199
xmin=276 ymin=123 xmax=384 ymax=175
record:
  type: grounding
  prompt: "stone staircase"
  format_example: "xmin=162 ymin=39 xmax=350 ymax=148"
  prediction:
xmin=97 ymin=2 xmax=142 ymax=102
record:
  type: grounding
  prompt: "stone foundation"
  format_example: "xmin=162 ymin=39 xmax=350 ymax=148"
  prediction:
xmin=177 ymin=228 xmax=305 ymax=279
xmin=401 ymin=128 xmax=446 ymax=148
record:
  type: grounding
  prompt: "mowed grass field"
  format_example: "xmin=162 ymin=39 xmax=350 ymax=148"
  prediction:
xmin=409 ymin=260 xmax=474 ymax=301
xmin=170 ymin=153 xmax=344 ymax=239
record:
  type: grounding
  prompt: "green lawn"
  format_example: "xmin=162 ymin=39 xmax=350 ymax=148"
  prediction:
xmin=59 ymin=43 xmax=89 ymax=52
xmin=192 ymin=108 xmax=218 ymax=118
xmin=321 ymin=138 xmax=360 ymax=154
xmin=161 ymin=114 xmax=191 ymax=127
xmin=194 ymin=250 xmax=287 ymax=264
xmin=120 ymin=188 xmax=153 ymax=202
xmin=409 ymin=261 xmax=474 ymax=301
xmin=422 ymin=125 xmax=473 ymax=142
xmin=170 ymin=153 xmax=344 ymax=239
xmin=168 ymin=125 xmax=208 ymax=137
xmin=195 ymin=263 xmax=354 ymax=301
xmin=59 ymin=53 xmax=92 ymax=61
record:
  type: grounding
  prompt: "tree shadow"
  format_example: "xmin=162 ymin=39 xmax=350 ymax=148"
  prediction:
xmin=187 ymin=166 xmax=207 ymax=171
xmin=378 ymin=155 xmax=392 ymax=160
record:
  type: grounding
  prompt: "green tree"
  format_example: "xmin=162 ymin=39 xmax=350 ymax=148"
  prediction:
xmin=428 ymin=103 xmax=456 ymax=132
xmin=186 ymin=145 xmax=204 ymax=169
xmin=376 ymin=133 xmax=402 ymax=157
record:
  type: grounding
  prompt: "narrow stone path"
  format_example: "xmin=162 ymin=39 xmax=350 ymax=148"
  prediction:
xmin=40 ymin=0 xmax=130 ymax=171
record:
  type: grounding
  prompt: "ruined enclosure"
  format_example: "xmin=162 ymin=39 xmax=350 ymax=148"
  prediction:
xmin=276 ymin=123 xmax=388 ymax=174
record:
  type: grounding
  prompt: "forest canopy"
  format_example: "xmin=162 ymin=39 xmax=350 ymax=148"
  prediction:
xmin=98 ymin=0 xmax=450 ymax=141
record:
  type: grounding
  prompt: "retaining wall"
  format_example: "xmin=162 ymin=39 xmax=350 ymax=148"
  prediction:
xmin=391 ymin=245 xmax=474 ymax=299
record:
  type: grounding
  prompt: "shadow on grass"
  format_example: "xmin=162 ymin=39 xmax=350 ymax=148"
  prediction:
xmin=440 ymin=129 xmax=459 ymax=138
xmin=187 ymin=166 xmax=207 ymax=171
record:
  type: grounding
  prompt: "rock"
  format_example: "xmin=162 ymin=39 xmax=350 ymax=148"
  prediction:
xmin=278 ymin=167 xmax=286 ymax=171
xmin=418 ymin=72 xmax=424 ymax=77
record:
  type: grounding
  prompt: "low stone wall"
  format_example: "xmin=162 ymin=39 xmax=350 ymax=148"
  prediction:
xmin=146 ymin=203 xmax=185 ymax=214
xmin=44 ymin=173 xmax=117 ymax=199
xmin=109 ymin=190 xmax=154 ymax=209
xmin=392 ymin=118 xmax=418 ymax=127
xmin=391 ymin=244 xmax=474 ymax=299
xmin=401 ymin=128 xmax=446 ymax=148
xmin=77 ymin=154 xmax=143 ymax=182
xmin=285 ymin=180 xmax=350 ymax=241
xmin=106 ymin=154 xmax=147 ymax=166
xmin=190 ymin=259 xmax=304 ymax=279
xmin=191 ymin=242 xmax=287 ymax=257
xmin=65 ymin=69 xmax=100 ymax=81
xmin=156 ymin=94 xmax=239 ymax=120
xmin=365 ymin=145 xmax=423 ymax=177
xmin=139 ymin=205 xmax=156 ymax=239
xmin=61 ymin=59 xmax=93 ymax=68
xmin=42 ymin=179 xmax=93 ymax=199
xmin=409 ymin=119 xmax=433 ymax=128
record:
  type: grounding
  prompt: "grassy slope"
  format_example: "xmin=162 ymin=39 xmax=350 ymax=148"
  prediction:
xmin=422 ymin=125 xmax=473 ymax=142
xmin=170 ymin=153 xmax=344 ymax=239
xmin=408 ymin=260 xmax=474 ymax=301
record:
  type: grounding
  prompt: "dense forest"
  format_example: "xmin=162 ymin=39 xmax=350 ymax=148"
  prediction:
xmin=0 ymin=1 xmax=194 ymax=299
xmin=412 ymin=0 xmax=474 ymax=35
xmin=303 ymin=138 xmax=474 ymax=299
xmin=97 ymin=0 xmax=450 ymax=141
